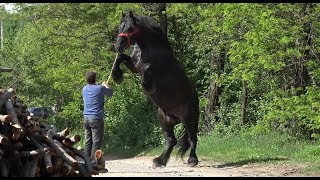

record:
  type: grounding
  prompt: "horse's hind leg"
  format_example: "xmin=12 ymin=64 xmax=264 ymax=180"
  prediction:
xmin=153 ymin=108 xmax=178 ymax=167
xmin=185 ymin=124 xmax=198 ymax=167
xmin=183 ymin=97 xmax=199 ymax=167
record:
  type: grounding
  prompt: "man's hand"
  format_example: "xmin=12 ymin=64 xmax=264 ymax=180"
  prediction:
xmin=102 ymin=81 xmax=109 ymax=88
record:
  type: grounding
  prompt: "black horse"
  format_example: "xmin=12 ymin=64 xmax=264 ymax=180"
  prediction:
xmin=112 ymin=11 xmax=199 ymax=167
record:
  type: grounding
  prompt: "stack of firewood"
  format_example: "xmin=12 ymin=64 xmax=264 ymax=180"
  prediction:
xmin=0 ymin=86 xmax=106 ymax=177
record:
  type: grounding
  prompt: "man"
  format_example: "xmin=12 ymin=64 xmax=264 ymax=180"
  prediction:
xmin=82 ymin=71 xmax=113 ymax=166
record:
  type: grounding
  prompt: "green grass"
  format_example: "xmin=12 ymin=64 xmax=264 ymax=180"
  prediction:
xmin=141 ymin=130 xmax=320 ymax=175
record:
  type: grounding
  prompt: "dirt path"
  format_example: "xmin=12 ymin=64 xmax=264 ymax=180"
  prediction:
xmin=93 ymin=155 xmax=311 ymax=177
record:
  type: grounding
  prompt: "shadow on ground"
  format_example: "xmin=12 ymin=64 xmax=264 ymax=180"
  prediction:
xmin=213 ymin=156 xmax=289 ymax=168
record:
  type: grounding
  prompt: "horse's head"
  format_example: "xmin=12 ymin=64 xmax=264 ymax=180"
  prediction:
xmin=115 ymin=11 xmax=140 ymax=53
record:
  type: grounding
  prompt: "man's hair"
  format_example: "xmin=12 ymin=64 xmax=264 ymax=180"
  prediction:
xmin=86 ymin=71 xmax=96 ymax=84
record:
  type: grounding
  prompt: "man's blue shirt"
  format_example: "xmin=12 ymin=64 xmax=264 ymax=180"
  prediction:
xmin=82 ymin=84 xmax=113 ymax=119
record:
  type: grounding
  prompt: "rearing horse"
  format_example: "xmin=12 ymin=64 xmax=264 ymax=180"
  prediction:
xmin=112 ymin=11 xmax=199 ymax=167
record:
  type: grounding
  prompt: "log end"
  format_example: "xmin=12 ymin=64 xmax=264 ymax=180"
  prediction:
xmin=72 ymin=135 xmax=81 ymax=143
xmin=46 ymin=166 xmax=54 ymax=174
xmin=94 ymin=149 xmax=103 ymax=160
xmin=0 ymin=136 xmax=9 ymax=145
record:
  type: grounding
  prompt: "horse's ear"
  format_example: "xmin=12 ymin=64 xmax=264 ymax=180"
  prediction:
xmin=122 ymin=11 xmax=125 ymax=18
xmin=128 ymin=11 xmax=137 ymax=25
xmin=129 ymin=11 xmax=134 ymax=18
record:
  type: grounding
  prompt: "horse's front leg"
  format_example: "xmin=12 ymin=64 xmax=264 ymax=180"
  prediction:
xmin=111 ymin=53 xmax=125 ymax=84
xmin=121 ymin=52 xmax=141 ymax=74
xmin=111 ymin=53 xmax=139 ymax=84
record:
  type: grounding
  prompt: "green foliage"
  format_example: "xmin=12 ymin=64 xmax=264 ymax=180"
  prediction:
xmin=2 ymin=3 xmax=320 ymax=157
xmin=105 ymin=76 xmax=162 ymax=151
xmin=263 ymin=86 xmax=320 ymax=139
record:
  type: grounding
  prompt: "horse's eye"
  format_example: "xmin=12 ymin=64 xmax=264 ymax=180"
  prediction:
xmin=127 ymin=27 xmax=134 ymax=32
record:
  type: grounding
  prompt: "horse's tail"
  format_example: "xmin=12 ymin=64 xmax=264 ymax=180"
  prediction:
xmin=177 ymin=128 xmax=190 ymax=160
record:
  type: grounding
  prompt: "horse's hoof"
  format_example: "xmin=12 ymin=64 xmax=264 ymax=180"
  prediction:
xmin=188 ymin=157 xmax=198 ymax=167
xmin=152 ymin=157 xmax=166 ymax=167
xmin=111 ymin=69 xmax=124 ymax=84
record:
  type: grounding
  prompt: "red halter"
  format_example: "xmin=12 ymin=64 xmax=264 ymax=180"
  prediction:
xmin=117 ymin=28 xmax=139 ymax=48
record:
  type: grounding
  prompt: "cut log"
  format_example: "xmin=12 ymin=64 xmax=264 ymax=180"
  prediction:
xmin=58 ymin=127 xmax=70 ymax=137
xmin=53 ymin=128 xmax=70 ymax=140
xmin=11 ymin=150 xmax=24 ymax=176
xmin=72 ymin=147 xmax=96 ymax=175
xmin=20 ymin=149 xmax=45 ymax=157
xmin=94 ymin=149 xmax=106 ymax=170
xmin=61 ymin=161 xmax=75 ymax=176
xmin=42 ymin=143 xmax=53 ymax=174
xmin=50 ymin=125 xmax=59 ymax=134
xmin=0 ymin=87 xmax=94 ymax=177
xmin=74 ymin=155 xmax=91 ymax=177
xmin=0 ymin=133 xmax=9 ymax=145
xmin=51 ymin=156 xmax=63 ymax=175
xmin=63 ymin=135 xmax=81 ymax=147
xmin=11 ymin=125 xmax=23 ymax=140
xmin=31 ymin=133 xmax=49 ymax=144
xmin=49 ymin=139 xmax=77 ymax=168
xmin=5 ymin=99 xmax=22 ymax=126
xmin=13 ymin=142 xmax=24 ymax=150
xmin=24 ymin=157 xmax=39 ymax=177
xmin=0 ymin=158 xmax=9 ymax=177
xmin=42 ymin=123 xmax=70 ymax=140
xmin=70 ymin=134 xmax=81 ymax=143
xmin=0 ymin=88 xmax=15 ymax=107
xmin=28 ymin=135 xmax=45 ymax=149
xmin=5 ymin=99 xmax=24 ymax=139
xmin=0 ymin=148 xmax=4 ymax=159
xmin=0 ymin=114 xmax=12 ymax=123
xmin=13 ymin=102 xmax=27 ymax=109
xmin=35 ymin=166 xmax=41 ymax=177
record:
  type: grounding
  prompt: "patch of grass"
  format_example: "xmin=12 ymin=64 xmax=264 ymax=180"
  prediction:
xmin=198 ymin=131 xmax=302 ymax=163
xmin=197 ymin=131 xmax=320 ymax=164
xmin=139 ymin=130 xmax=320 ymax=175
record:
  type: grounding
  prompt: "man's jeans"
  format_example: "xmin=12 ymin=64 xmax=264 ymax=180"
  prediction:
xmin=84 ymin=116 xmax=104 ymax=163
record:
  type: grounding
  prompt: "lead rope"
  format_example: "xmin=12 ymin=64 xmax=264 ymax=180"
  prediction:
xmin=103 ymin=53 xmax=119 ymax=111
xmin=105 ymin=53 xmax=119 ymax=84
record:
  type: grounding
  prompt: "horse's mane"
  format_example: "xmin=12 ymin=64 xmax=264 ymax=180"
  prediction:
xmin=133 ymin=14 xmax=171 ymax=48
xmin=135 ymin=15 xmax=166 ymax=38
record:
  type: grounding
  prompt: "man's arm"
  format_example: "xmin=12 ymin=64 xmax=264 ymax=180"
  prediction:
xmin=102 ymin=82 xmax=113 ymax=97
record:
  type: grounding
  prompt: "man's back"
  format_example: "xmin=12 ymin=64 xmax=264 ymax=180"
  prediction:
xmin=82 ymin=84 xmax=113 ymax=119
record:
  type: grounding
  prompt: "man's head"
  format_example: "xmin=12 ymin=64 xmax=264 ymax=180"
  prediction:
xmin=86 ymin=71 xmax=96 ymax=84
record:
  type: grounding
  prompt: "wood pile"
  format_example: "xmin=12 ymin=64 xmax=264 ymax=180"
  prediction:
xmin=0 ymin=85 xmax=106 ymax=177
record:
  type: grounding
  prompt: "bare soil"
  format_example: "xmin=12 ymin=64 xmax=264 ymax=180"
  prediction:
xmin=93 ymin=155 xmax=316 ymax=177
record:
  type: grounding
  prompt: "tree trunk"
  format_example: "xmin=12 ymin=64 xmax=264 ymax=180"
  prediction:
xmin=0 ymin=67 xmax=13 ymax=73
xmin=293 ymin=3 xmax=313 ymax=94
xmin=204 ymin=48 xmax=225 ymax=133
xmin=241 ymin=80 xmax=248 ymax=125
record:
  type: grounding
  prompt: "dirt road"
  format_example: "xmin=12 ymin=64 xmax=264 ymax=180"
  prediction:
xmin=93 ymin=155 xmax=310 ymax=177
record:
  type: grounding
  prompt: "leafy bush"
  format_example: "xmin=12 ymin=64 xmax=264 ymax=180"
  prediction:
xmin=263 ymin=86 xmax=320 ymax=140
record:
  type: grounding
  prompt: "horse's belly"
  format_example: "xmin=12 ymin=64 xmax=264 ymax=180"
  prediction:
xmin=141 ymin=61 xmax=194 ymax=110
xmin=148 ymin=79 xmax=192 ymax=110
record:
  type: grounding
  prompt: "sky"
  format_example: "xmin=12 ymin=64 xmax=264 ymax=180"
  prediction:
xmin=0 ymin=3 xmax=15 ymax=12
